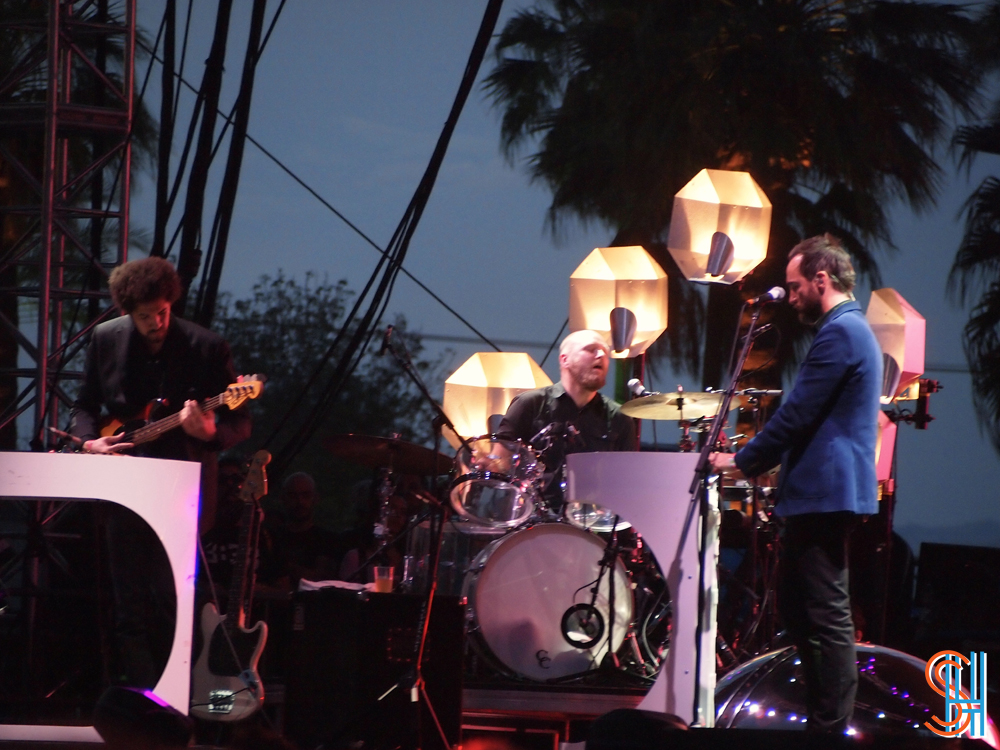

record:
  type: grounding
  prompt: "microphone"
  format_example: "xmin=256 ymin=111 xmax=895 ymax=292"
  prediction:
xmin=627 ymin=378 xmax=658 ymax=398
xmin=378 ymin=325 xmax=394 ymax=356
xmin=747 ymin=287 xmax=786 ymax=306
xmin=741 ymin=323 xmax=775 ymax=343
xmin=530 ymin=422 xmax=564 ymax=445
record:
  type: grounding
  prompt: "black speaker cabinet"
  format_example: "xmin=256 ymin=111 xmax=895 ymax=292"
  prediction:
xmin=285 ymin=589 xmax=463 ymax=750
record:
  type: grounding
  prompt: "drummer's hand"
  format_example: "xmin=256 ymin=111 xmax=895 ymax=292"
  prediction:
xmin=83 ymin=434 xmax=133 ymax=454
xmin=411 ymin=488 xmax=441 ymax=507
xmin=709 ymin=452 xmax=745 ymax=478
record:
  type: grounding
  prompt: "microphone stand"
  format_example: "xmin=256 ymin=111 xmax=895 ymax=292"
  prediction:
xmin=600 ymin=516 xmax=622 ymax=670
xmin=688 ymin=303 xmax=765 ymax=725
xmin=377 ymin=330 xmax=471 ymax=750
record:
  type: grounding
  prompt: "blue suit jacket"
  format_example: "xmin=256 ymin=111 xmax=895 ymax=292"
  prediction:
xmin=734 ymin=301 xmax=882 ymax=516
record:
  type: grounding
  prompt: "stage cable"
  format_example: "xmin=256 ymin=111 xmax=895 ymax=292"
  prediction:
xmin=540 ymin=318 xmax=568 ymax=367
xmin=135 ymin=27 xmax=500 ymax=351
xmin=268 ymin=0 xmax=505 ymax=473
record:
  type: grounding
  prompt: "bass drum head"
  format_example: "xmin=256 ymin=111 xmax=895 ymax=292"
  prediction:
xmin=464 ymin=523 xmax=633 ymax=681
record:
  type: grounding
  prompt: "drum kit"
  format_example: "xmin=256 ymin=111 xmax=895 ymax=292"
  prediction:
xmin=325 ymin=382 xmax=783 ymax=687
xmin=327 ymin=432 xmax=669 ymax=687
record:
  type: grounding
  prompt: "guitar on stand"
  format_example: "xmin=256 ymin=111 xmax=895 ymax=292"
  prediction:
xmin=191 ymin=450 xmax=271 ymax=722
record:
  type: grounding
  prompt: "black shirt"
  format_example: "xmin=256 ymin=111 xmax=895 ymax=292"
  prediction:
xmin=69 ymin=314 xmax=251 ymax=528
xmin=70 ymin=314 xmax=250 ymax=461
xmin=497 ymin=382 xmax=635 ymax=504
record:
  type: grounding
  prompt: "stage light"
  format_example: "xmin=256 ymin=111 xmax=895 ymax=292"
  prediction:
xmin=866 ymin=289 xmax=925 ymax=403
xmin=442 ymin=352 xmax=552 ymax=448
xmin=569 ymin=245 xmax=668 ymax=358
xmin=667 ymin=169 xmax=772 ymax=285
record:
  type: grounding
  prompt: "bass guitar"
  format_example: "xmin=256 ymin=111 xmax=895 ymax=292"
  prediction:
xmin=100 ymin=376 xmax=263 ymax=449
xmin=190 ymin=449 xmax=271 ymax=722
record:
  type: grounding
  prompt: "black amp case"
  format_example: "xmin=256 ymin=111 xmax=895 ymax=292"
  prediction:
xmin=284 ymin=588 xmax=464 ymax=750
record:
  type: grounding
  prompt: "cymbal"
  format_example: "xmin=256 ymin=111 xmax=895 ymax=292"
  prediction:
xmin=620 ymin=391 xmax=736 ymax=421
xmin=324 ymin=434 xmax=451 ymax=475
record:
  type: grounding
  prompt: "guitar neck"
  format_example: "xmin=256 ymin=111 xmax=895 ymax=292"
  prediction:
xmin=123 ymin=393 xmax=225 ymax=446
xmin=226 ymin=501 xmax=258 ymax=631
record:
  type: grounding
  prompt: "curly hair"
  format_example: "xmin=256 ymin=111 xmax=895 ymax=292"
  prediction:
xmin=788 ymin=233 xmax=856 ymax=293
xmin=108 ymin=257 xmax=182 ymax=312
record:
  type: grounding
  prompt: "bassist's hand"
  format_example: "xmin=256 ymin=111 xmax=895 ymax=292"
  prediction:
xmin=180 ymin=399 xmax=217 ymax=442
xmin=83 ymin=434 xmax=134 ymax=454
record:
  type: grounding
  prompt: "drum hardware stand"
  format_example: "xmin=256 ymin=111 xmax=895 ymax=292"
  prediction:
xmin=688 ymin=301 xmax=768 ymax=725
xmin=871 ymin=378 xmax=938 ymax=644
xmin=563 ymin=514 xmax=624 ymax=671
xmin=678 ymin=416 xmax=709 ymax=453
xmin=345 ymin=504 xmax=436 ymax=585
xmin=713 ymin=386 xmax=784 ymax=662
xmin=375 ymin=328 xmax=474 ymax=750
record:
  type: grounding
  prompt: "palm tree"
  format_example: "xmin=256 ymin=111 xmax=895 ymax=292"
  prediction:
xmin=486 ymin=0 xmax=980 ymax=386
xmin=948 ymin=1 xmax=1000 ymax=454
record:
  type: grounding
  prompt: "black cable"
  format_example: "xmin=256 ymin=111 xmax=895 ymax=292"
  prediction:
xmin=540 ymin=318 xmax=568 ymax=367
xmin=193 ymin=0 xmax=288 ymax=321
xmin=134 ymin=35 xmax=500 ymax=352
xmin=173 ymin=0 xmax=193 ymax=119
xmin=270 ymin=0 xmax=505 ymax=471
xmin=739 ymin=327 xmax=782 ymax=382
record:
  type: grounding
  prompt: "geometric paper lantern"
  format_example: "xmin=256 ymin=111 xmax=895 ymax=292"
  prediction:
xmin=666 ymin=169 xmax=772 ymax=285
xmin=442 ymin=352 xmax=552 ymax=449
xmin=876 ymin=410 xmax=897 ymax=484
xmin=569 ymin=245 xmax=668 ymax=358
xmin=866 ymin=288 xmax=925 ymax=404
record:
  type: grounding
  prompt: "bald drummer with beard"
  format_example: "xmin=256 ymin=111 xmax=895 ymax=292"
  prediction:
xmin=497 ymin=329 xmax=636 ymax=506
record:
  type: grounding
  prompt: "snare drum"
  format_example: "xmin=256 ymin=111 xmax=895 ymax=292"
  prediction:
xmin=563 ymin=502 xmax=632 ymax=533
xmin=449 ymin=436 xmax=541 ymax=527
xmin=463 ymin=523 xmax=633 ymax=681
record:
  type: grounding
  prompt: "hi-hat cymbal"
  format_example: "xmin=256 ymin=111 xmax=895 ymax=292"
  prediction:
xmin=620 ymin=391 xmax=735 ymax=421
xmin=324 ymin=434 xmax=451 ymax=475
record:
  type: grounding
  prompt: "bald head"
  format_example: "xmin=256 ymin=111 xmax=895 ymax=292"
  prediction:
xmin=559 ymin=330 xmax=610 ymax=401
xmin=559 ymin=329 xmax=608 ymax=358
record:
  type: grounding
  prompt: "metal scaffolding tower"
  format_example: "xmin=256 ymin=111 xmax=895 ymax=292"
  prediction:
xmin=0 ymin=0 xmax=135 ymax=449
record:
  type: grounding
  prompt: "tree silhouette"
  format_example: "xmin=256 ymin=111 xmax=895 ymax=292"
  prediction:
xmin=486 ymin=0 xmax=979 ymax=386
xmin=948 ymin=0 xmax=1000 ymax=454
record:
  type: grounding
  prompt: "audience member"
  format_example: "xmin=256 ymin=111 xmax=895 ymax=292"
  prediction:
xmin=269 ymin=472 xmax=346 ymax=587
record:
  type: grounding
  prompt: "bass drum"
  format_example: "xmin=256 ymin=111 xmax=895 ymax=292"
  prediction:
xmin=463 ymin=523 xmax=633 ymax=681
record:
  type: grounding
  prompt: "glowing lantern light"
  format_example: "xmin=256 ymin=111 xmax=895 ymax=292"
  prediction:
xmin=442 ymin=352 xmax=552 ymax=448
xmin=569 ymin=245 xmax=668 ymax=359
xmin=667 ymin=169 xmax=772 ymax=284
xmin=866 ymin=289 xmax=925 ymax=403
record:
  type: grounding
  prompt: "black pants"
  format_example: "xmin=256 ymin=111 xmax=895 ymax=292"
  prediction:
xmin=778 ymin=512 xmax=858 ymax=733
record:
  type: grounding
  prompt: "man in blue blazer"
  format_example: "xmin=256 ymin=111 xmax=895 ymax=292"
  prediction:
xmin=711 ymin=234 xmax=882 ymax=733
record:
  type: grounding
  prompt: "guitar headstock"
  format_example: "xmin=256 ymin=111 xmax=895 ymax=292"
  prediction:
xmin=223 ymin=375 xmax=264 ymax=409
xmin=240 ymin=450 xmax=271 ymax=504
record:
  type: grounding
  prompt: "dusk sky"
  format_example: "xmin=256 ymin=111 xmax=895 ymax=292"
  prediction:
xmin=130 ymin=1 xmax=1000 ymax=553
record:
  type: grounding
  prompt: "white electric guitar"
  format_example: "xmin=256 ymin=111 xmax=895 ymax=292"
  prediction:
xmin=190 ymin=450 xmax=271 ymax=722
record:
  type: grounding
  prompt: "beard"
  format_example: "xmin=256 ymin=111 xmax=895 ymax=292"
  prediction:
xmin=796 ymin=297 xmax=824 ymax=326
xmin=570 ymin=362 xmax=607 ymax=391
